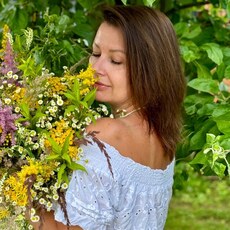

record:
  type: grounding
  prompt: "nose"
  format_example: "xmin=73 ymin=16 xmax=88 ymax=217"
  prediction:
xmin=89 ymin=56 xmax=105 ymax=76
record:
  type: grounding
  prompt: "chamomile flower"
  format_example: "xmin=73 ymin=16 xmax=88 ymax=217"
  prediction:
xmin=4 ymin=98 xmax=11 ymax=104
xmin=38 ymin=100 xmax=43 ymax=105
xmin=30 ymin=215 xmax=40 ymax=222
xmin=57 ymin=98 xmax=64 ymax=106
xmin=61 ymin=183 xmax=68 ymax=190
xmin=52 ymin=194 xmax=59 ymax=201
xmin=12 ymin=74 xmax=18 ymax=80
xmin=15 ymin=107 xmax=20 ymax=113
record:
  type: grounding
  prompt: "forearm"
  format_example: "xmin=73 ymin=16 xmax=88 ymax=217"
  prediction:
xmin=29 ymin=211 xmax=83 ymax=230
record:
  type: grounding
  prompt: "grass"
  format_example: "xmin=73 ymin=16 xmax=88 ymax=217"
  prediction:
xmin=165 ymin=164 xmax=230 ymax=230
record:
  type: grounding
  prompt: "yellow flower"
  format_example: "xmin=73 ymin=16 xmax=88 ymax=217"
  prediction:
xmin=77 ymin=64 xmax=96 ymax=85
xmin=64 ymin=64 xmax=96 ymax=96
xmin=69 ymin=146 xmax=79 ymax=159
xmin=11 ymin=87 xmax=26 ymax=103
xmin=0 ymin=207 xmax=10 ymax=220
xmin=0 ymin=25 xmax=10 ymax=59
xmin=3 ymin=175 xmax=28 ymax=207
xmin=45 ymin=120 xmax=77 ymax=158
xmin=3 ymin=158 xmax=56 ymax=207
xmin=47 ymin=77 xmax=67 ymax=96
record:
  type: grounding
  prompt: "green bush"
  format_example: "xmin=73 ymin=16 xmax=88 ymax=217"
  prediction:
xmin=0 ymin=0 xmax=230 ymax=181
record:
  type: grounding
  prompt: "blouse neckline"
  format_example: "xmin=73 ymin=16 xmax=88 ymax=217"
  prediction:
xmin=98 ymin=138 xmax=175 ymax=173
xmin=84 ymin=136 xmax=175 ymax=187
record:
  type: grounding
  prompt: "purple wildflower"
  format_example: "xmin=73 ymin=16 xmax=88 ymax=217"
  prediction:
xmin=0 ymin=101 xmax=21 ymax=146
xmin=0 ymin=37 xmax=19 ymax=75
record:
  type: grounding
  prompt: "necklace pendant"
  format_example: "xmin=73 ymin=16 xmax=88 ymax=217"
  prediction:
xmin=115 ymin=108 xmax=141 ymax=118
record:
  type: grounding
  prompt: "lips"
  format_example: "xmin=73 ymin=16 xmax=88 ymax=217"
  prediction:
xmin=94 ymin=82 xmax=110 ymax=89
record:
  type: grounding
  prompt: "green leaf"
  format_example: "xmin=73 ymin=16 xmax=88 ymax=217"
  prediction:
xmin=212 ymin=162 xmax=226 ymax=178
xmin=62 ymin=172 xmax=69 ymax=184
xmin=190 ymin=151 xmax=207 ymax=165
xmin=212 ymin=104 xmax=230 ymax=117
xmin=216 ymin=63 xmax=226 ymax=81
xmin=83 ymin=88 xmax=96 ymax=107
xmin=121 ymin=0 xmax=127 ymax=5
xmin=190 ymin=120 xmax=216 ymax=150
xmin=206 ymin=133 xmax=216 ymax=144
xmin=176 ymin=137 xmax=191 ymax=160
xmin=19 ymin=102 xmax=30 ymax=119
xmin=201 ymin=43 xmax=223 ymax=65
xmin=31 ymin=109 xmax=45 ymax=126
xmin=61 ymin=135 xmax=72 ymax=165
xmin=46 ymin=154 xmax=61 ymax=161
xmin=67 ymin=162 xmax=87 ymax=172
xmin=224 ymin=65 xmax=230 ymax=77
xmin=223 ymin=47 xmax=230 ymax=58
xmin=62 ymin=40 xmax=74 ymax=55
xmin=180 ymin=41 xmax=200 ymax=63
xmin=73 ymin=79 xmax=80 ymax=101
xmin=220 ymin=136 xmax=230 ymax=149
xmin=74 ymin=23 xmax=94 ymax=44
xmin=25 ymin=149 xmax=35 ymax=158
xmin=13 ymin=8 xmax=28 ymax=33
xmin=77 ymin=0 xmax=98 ymax=9
xmin=55 ymin=15 xmax=70 ymax=34
xmin=227 ymin=2 xmax=230 ymax=19
xmin=61 ymin=135 xmax=70 ymax=154
xmin=184 ymin=94 xmax=213 ymax=106
xmin=143 ymin=0 xmax=156 ymax=6
xmin=46 ymin=136 xmax=62 ymax=155
xmin=197 ymin=104 xmax=217 ymax=116
xmin=214 ymin=112 xmax=230 ymax=134
xmin=174 ymin=22 xmax=187 ymax=36
xmin=194 ymin=62 xmax=212 ymax=79
xmin=80 ymin=101 xmax=89 ymax=109
xmin=58 ymin=163 xmax=66 ymax=184
xmin=182 ymin=24 xmax=201 ymax=39
xmin=62 ymin=152 xmax=72 ymax=165
xmin=188 ymin=78 xmax=219 ymax=94
xmin=64 ymin=92 xmax=77 ymax=102
xmin=185 ymin=104 xmax=197 ymax=115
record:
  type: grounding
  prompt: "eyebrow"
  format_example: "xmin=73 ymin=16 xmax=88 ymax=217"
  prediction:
xmin=93 ymin=42 xmax=125 ymax=54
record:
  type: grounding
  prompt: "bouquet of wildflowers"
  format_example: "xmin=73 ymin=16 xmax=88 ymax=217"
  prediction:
xmin=0 ymin=25 xmax=108 ymax=228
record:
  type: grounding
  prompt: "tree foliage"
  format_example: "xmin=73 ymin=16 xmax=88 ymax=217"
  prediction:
xmin=0 ymin=0 xmax=230 ymax=180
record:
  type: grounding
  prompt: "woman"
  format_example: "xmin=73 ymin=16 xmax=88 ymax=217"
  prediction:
xmin=32 ymin=5 xmax=185 ymax=230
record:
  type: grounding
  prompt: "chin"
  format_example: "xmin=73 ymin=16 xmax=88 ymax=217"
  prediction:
xmin=95 ymin=96 xmax=107 ymax=103
xmin=95 ymin=93 xmax=109 ymax=103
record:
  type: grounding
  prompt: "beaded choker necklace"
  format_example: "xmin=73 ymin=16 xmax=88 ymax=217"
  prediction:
xmin=115 ymin=107 xmax=141 ymax=118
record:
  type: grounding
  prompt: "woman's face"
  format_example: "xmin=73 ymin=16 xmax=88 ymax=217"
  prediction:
xmin=89 ymin=22 xmax=132 ymax=110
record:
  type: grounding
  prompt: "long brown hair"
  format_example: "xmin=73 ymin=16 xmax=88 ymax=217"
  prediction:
xmin=102 ymin=5 xmax=186 ymax=160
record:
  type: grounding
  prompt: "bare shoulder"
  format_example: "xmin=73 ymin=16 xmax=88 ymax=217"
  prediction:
xmin=86 ymin=117 xmax=124 ymax=143
xmin=86 ymin=117 xmax=169 ymax=170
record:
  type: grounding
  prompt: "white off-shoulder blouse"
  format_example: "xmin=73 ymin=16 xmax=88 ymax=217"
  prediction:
xmin=54 ymin=137 xmax=175 ymax=230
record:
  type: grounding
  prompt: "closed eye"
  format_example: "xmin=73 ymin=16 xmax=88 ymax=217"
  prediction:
xmin=91 ymin=53 xmax=101 ymax=57
xmin=111 ymin=60 xmax=122 ymax=65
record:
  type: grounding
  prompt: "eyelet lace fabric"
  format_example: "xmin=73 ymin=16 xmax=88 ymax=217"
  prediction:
xmin=54 ymin=137 xmax=175 ymax=230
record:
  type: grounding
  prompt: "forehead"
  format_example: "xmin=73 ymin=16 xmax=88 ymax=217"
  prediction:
xmin=93 ymin=22 xmax=125 ymax=50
